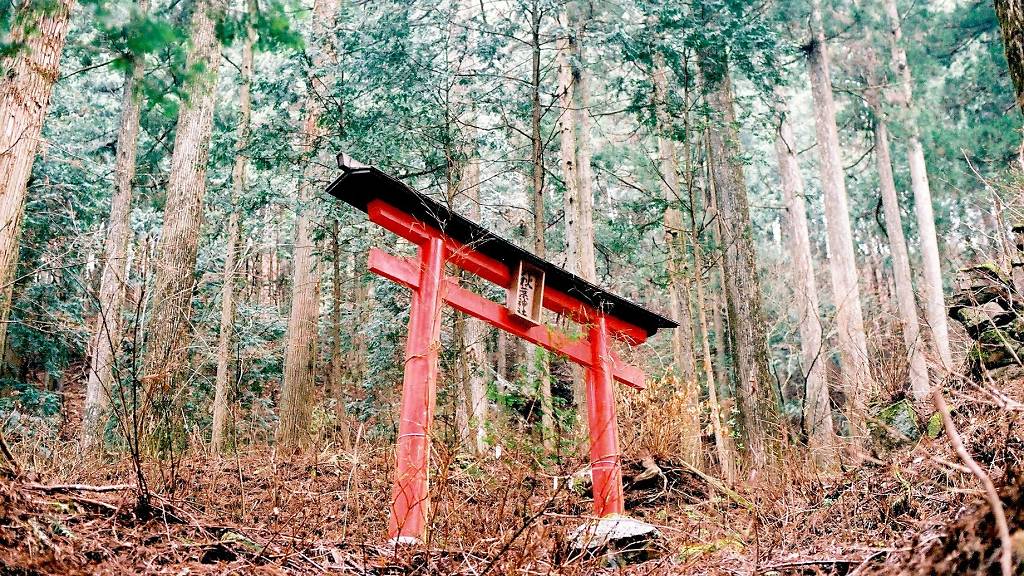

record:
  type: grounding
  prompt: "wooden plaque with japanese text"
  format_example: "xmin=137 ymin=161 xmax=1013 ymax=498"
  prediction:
xmin=507 ymin=261 xmax=545 ymax=324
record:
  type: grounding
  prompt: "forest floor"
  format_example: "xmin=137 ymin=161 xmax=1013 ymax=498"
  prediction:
xmin=1 ymin=375 xmax=1021 ymax=575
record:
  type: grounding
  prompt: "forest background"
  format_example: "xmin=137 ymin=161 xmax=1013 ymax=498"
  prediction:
xmin=1 ymin=0 xmax=1023 ymax=573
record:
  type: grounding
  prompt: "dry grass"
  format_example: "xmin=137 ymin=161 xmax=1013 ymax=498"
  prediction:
xmin=0 ymin=371 xmax=1021 ymax=575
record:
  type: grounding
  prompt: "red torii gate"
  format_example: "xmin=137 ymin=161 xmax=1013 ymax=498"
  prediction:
xmin=326 ymin=157 xmax=677 ymax=543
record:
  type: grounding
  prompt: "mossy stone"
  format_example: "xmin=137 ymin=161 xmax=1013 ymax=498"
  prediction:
xmin=927 ymin=411 xmax=943 ymax=438
xmin=871 ymin=399 xmax=921 ymax=449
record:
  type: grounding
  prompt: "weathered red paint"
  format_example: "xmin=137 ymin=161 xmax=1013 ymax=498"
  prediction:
xmin=370 ymin=200 xmax=641 ymax=542
xmin=388 ymin=236 xmax=446 ymax=540
xmin=586 ymin=316 xmax=625 ymax=516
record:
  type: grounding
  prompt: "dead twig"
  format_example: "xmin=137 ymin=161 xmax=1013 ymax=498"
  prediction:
xmin=675 ymin=459 xmax=753 ymax=511
xmin=30 ymin=495 xmax=119 ymax=513
xmin=24 ymin=483 xmax=135 ymax=493
xmin=932 ymin=387 xmax=1013 ymax=576
xmin=67 ymin=495 xmax=121 ymax=513
xmin=763 ymin=557 xmax=864 ymax=570
xmin=847 ymin=549 xmax=894 ymax=576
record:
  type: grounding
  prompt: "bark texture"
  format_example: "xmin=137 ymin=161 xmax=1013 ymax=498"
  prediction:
xmin=710 ymin=255 xmax=730 ymax=400
xmin=652 ymin=56 xmax=701 ymax=468
xmin=529 ymin=3 xmax=555 ymax=448
xmin=705 ymin=67 xmax=777 ymax=468
xmin=277 ymin=0 xmax=340 ymax=449
xmin=774 ymin=95 xmax=838 ymax=467
xmin=141 ymin=0 xmax=224 ymax=409
xmin=995 ymin=0 xmax=1024 ymax=115
xmin=557 ymin=14 xmax=580 ymax=276
xmin=459 ymin=146 xmax=489 ymax=455
xmin=885 ymin=0 xmax=951 ymax=371
xmin=448 ymin=3 xmax=488 ymax=455
xmin=328 ymin=220 xmax=350 ymax=449
xmin=807 ymin=0 xmax=874 ymax=446
xmin=83 ymin=0 xmax=147 ymax=449
xmin=211 ymin=0 xmax=255 ymax=453
xmin=557 ymin=7 xmax=596 ymax=420
xmin=0 ymin=0 xmax=75 ymax=369
xmin=569 ymin=13 xmax=596 ymax=282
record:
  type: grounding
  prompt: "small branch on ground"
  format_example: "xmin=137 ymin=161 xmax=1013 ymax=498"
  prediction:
xmin=25 ymin=483 xmax=135 ymax=493
xmin=676 ymin=459 xmax=753 ymax=511
xmin=763 ymin=557 xmax=863 ymax=570
xmin=65 ymin=495 xmax=121 ymax=513
xmin=932 ymin=386 xmax=1013 ymax=576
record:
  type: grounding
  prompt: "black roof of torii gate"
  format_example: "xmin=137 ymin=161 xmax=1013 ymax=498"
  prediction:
xmin=324 ymin=156 xmax=677 ymax=338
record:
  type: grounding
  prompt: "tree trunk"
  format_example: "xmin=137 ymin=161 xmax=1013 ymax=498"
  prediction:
xmin=277 ymin=0 xmax=339 ymax=450
xmin=459 ymin=150 xmax=488 ymax=456
xmin=453 ymin=310 xmax=470 ymax=448
xmin=683 ymin=95 xmax=736 ymax=480
xmin=705 ymin=66 xmax=776 ymax=469
xmin=774 ymin=94 xmax=838 ymax=468
xmin=341 ymin=248 xmax=366 ymax=412
xmin=0 ymin=0 xmax=75 ymax=370
xmin=444 ymin=3 xmax=489 ymax=455
xmin=713 ymin=292 xmax=730 ymax=385
xmin=807 ymin=0 xmax=873 ymax=448
xmin=652 ymin=56 xmax=701 ymax=468
xmin=995 ymin=0 xmax=1024 ymax=115
xmin=570 ymin=13 xmax=596 ymax=282
xmin=692 ymin=232 xmax=737 ymax=483
xmin=259 ymin=206 xmax=277 ymax=307
xmin=444 ymin=17 xmax=472 ymax=454
xmin=210 ymin=0 xmax=255 ymax=454
xmin=709 ymin=242 xmax=731 ymax=400
xmin=558 ymin=8 xmax=596 ymax=419
xmin=868 ymin=84 xmax=931 ymax=402
xmin=885 ymin=0 xmax=952 ymax=371
xmin=141 ymin=0 xmax=224 ymax=413
xmin=351 ymin=250 xmax=367 ymax=391
xmin=83 ymin=0 xmax=147 ymax=450
xmin=277 ymin=167 xmax=320 ymax=450
xmin=557 ymin=13 xmax=581 ymax=274
xmin=328 ymin=219 xmax=350 ymax=448
xmin=496 ymin=331 xmax=507 ymax=384
xmin=530 ymin=2 xmax=555 ymax=450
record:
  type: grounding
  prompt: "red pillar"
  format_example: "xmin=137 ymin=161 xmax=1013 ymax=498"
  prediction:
xmin=388 ymin=236 xmax=446 ymax=541
xmin=586 ymin=315 xmax=626 ymax=516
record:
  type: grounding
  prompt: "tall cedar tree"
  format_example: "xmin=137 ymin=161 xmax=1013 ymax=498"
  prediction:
xmin=774 ymin=93 xmax=838 ymax=468
xmin=84 ymin=0 xmax=150 ymax=449
xmin=806 ymin=0 xmax=874 ymax=450
xmin=651 ymin=55 xmax=702 ymax=468
xmin=884 ymin=0 xmax=951 ymax=371
xmin=141 ymin=0 xmax=225 ymax=417
xmin=277 ymin=0 xmax=340 ymax=449
xmin=0 ymin=0 xmax=76 ymax=369
xmin=211 ymin=0 xmax=256 ymax=453
xmin=450 ymin=0 xmax=488 ymax=455
xmin=706 ymin=65 xmax=777 ymax=469
xmin=529 ymin=0 xmax=555 ymax=449
xmin=866 ymin=70 xmax=931 ymax=402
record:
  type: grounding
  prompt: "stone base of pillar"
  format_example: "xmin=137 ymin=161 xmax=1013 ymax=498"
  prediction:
xmin=386 ymin=535 xmax=422 ymax=548
xmin=569 ymin=514 xmax=664 ymax=566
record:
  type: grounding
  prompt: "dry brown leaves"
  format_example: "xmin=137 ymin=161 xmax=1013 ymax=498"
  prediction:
xmin=0 ymin=376 xmax=1020 ymax=575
